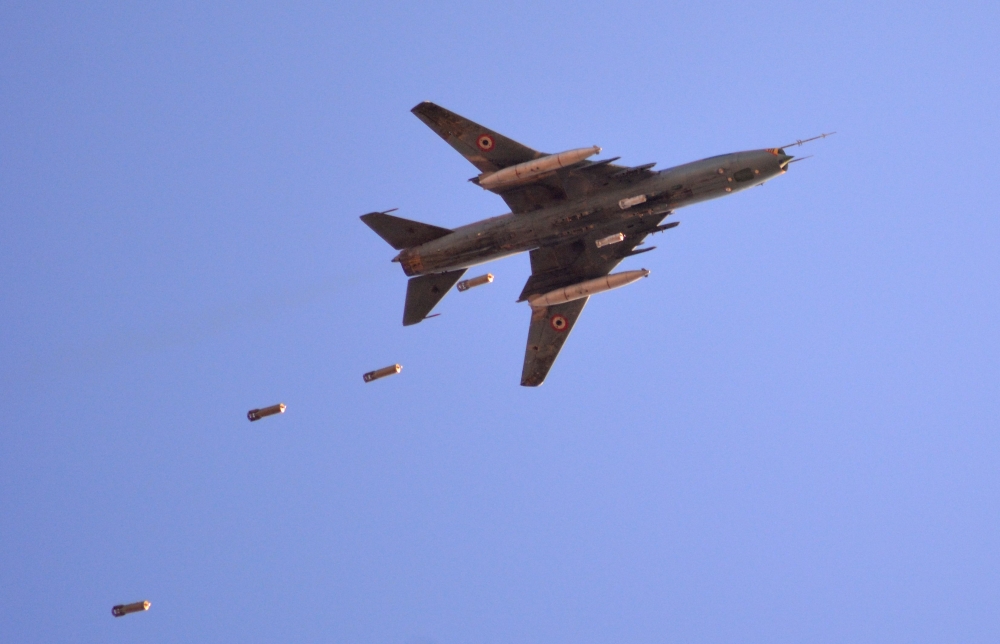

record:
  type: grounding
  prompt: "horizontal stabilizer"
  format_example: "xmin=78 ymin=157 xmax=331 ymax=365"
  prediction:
xmin=403 ymin=269 xmax=467 ymax=326
xmin=360 ymin=211 xmax=453 ymax=250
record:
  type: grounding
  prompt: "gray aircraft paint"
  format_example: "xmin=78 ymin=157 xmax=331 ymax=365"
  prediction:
xmin=362 ymin=103 xmax=806 ymax=386
xmin=394 ymin=149 xmax=790 ymax=276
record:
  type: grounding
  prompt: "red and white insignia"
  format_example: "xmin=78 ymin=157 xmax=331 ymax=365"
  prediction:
xmin=550 ymin=314 xmax=568 ymax=332
xmin=477 ymin=134 xmax=495 ymax=151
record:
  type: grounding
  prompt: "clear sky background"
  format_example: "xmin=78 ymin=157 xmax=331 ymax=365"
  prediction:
xmin=2 ymin=2 xmax=998 ymax=643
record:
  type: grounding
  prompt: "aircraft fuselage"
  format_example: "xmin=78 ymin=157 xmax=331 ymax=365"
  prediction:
xmin=394 ymin=148 xmax=790 ymax=276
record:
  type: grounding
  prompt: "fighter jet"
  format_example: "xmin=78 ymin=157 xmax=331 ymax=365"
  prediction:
xmin=362 ymin=102 xmax=825 ymax=386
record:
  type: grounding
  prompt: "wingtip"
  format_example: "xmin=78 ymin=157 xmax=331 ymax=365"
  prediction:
xmin=360 ymin=208 xmax=398 ymax=222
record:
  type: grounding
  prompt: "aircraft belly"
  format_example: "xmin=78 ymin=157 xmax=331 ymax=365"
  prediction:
xmin=413 ymin=241 xmax=530 ymax=273
xmin=395 ymin=157 xmax=744 ymax=276
xmin=444 ymin=248 xmax=523 ymax=270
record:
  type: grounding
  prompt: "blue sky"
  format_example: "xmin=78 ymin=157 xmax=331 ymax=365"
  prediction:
xmin=2 ymin=2 xmax=998 ymax=642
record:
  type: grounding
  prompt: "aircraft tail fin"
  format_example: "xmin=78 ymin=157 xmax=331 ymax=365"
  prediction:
xmin=403 ymin=269 xmax=467 ymax=326
xmin=360 ymin=211 xmax=453 ymax=250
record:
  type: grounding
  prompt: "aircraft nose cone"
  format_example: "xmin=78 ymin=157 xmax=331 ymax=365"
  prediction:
xmin=778 ymin=153 xmax=794 ymax=167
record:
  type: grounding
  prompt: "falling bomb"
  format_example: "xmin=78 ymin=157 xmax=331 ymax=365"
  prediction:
xmin=247 ymin=403 xmax=286 ymax=422
xmin=364 ymin=364 xmax=402 ymax=382
xmin=457 ymin=273 xmax=494 ymax=291
xmin=112 ymin=601 xmax=150 ymax=618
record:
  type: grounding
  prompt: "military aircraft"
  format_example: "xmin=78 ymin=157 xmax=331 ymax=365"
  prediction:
xmin=362 ymin=102 xmax=826 ymax=386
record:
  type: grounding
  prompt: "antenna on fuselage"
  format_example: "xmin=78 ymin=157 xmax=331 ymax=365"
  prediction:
xmin=780 ymin=132 xmax=836 ymax=149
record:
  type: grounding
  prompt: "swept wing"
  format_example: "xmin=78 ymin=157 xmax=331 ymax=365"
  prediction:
xmin=520 ymin=216 xmax=669 ymax=386
xmin=411 ymin=102 xmax=656 ymax=213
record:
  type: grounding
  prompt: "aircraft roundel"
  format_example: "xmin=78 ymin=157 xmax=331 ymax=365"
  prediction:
xmin=550 ymin=314 xmax=568 ymax=332
xmin=477 ymin=134 xmax=495 ymax=151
